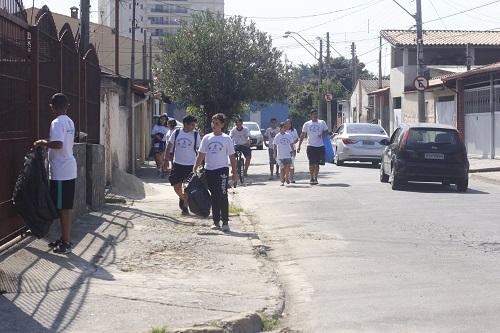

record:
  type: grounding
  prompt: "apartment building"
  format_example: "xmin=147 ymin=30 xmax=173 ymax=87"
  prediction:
xmin=98 ymin=0 xmax=224 ymax=39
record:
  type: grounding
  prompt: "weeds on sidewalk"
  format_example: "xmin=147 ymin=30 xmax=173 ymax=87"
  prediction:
xmin=258 ymin=311 xmax=281 ymax=331
xmin=229 ymin=203 xmax=244 ymax=216
xmin=150 ymin=326 xmax=169 ymax=333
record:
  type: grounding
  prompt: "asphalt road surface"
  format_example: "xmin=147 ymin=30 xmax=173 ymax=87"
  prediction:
xmin=235 ymin=148 xmax=500 ymax=333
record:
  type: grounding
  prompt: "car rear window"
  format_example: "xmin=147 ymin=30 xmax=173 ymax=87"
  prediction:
xmin=245 ymin=123 xmax=260 ymax=131
xmin=406 ymin=128 xmax=461 ymax=146
xmin=347 ymin=124 xmax=386 ymax=135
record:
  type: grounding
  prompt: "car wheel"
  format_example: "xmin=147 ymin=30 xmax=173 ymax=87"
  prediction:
xmin=336 ymin=158 xmax=344 ymax=166
xmin=380 ymin=165 xmax=389 ymax=183
xmin=456 ymin=178 xmax=468 ymax=192
xmin=257 ymin=144 xmax=264 ymax=150
xmin=390 ymin=166 xmax=403 ymax=190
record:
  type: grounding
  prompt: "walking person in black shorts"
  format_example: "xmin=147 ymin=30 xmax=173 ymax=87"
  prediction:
xmin=193 ymin=113 xmax=238 ymax=232
xmin=297 ymin=110 xmax=329 ymax=185
xmin=33 ymin=93 xmax=77 ymax=254
xmin=165 ymin=115 xmax=199 ymax=215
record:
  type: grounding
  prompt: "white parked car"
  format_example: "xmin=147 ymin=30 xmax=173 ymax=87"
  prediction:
xmin=331 ymin=123 xmax=389 ymax=166
xmin=243 ymin=121 xmax=264 ymax=150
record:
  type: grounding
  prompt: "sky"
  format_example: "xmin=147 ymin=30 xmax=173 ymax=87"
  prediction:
xmin=32 ymin=0 xmax=500 ymax=76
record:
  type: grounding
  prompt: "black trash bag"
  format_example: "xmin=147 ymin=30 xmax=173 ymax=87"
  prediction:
xmin=185 ymin=172 xmax=211 ymax=218
xmin=12 ymin=147 xmax=58 ymax=238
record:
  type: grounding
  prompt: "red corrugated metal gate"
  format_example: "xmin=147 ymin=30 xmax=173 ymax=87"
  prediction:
xmin=0 ymin=1 xmax=100 ymax=247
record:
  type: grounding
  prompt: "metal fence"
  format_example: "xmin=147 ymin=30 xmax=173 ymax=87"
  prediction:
xmin=0 ymin=2 xmax=100 ymax=246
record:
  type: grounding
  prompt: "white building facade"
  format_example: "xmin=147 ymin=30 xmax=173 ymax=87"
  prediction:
xmin=98 ymin=0 xmax=224 ymax=39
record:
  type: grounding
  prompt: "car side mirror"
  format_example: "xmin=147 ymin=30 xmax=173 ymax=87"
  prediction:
xmin=380 ymin=138 xmax=390 ymax=146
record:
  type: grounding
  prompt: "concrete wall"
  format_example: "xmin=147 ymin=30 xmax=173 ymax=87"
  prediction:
xmin=73 ymin=144 xmax=87 ymax=219
xmin=100 ymin=82 xmax=130 ymax=184
xmin=86 ymin=144 xmax=105 ymax=211
xmin=242 ymin=103 xmax=289 ymax=129
xmin=350 ymin=83 xmax=370 ymax=123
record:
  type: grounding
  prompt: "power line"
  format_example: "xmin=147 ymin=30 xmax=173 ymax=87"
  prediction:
xmin=429 ymin=0 xmax=448 ymax=29
xmin=424 ymin=0 xmax=500 ymax=24
xmin=298 ymin=0 xmax=385 ymax=33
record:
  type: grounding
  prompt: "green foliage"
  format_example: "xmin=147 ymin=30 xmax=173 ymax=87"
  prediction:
xmin=257 ymin=312 xmax=281 ymax=331
xmin=150 ymin=327 xmax=169 ymax=333
xmin=155 ymin=12 xmax=289 ymax=131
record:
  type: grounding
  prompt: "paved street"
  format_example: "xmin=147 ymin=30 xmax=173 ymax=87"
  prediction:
xmin=236 ymin=149 xmax=500 ymax=333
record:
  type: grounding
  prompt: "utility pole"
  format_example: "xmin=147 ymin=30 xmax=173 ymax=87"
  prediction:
xmin=115 ymin=0 xmax=119 ymax=74
xmin=416 ymin=0 xmax=425 ymax=122
xmin=143 ymin=29 xmax=147 ymax=80
xmin=130 ymin=0 xmax=136 ymax=174
xmin=79 ymin=0 xmax=90 ymax=54
xmin=318 ymin=39 xmax=323 ymax=117
xmin=378 ymin=35 xmax=383 ymax=126
xmin=326 ymin=32 xmax=332 ymax=130
xmin=351 ymin=42 xmax=358 ymax=123
xmin=149 ymin=35 xmax=153 ymax=85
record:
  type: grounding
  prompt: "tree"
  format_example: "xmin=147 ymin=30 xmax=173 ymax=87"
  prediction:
xmin=155 ymin=12 xmax=289 ymax=132
xmin=287 ymin=57 xmax=375 ymax=131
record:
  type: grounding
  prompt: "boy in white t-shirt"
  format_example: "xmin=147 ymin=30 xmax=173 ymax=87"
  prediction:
xmin=33 ymin=93 xmax=77 ymax=254
xmin=285 ymin=119 xmax=299 ymax=183
xmin=273 ymin=122 xmax=295 ymax=186
xmin=297 ymin=110 xmax=329 ymax=185
xmin=166 ymin=115 xmax=199 ymax=215
xmin=264 ymin=118 xmax=280 ymax=180
xmin=193 ymin=113 xmax=238 ymax=232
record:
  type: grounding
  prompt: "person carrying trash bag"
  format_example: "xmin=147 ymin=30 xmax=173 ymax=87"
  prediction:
xmin=193 ymin=113 xmax=238 ymax=232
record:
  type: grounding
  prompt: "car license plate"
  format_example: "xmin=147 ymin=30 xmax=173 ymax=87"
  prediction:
xmin=250 ymin=139 xmax=257 ymax=144
xmin=363 ymin=141 xmax=375 ymax=145
xmin=425 ymin=153 xmax=445 ymax=160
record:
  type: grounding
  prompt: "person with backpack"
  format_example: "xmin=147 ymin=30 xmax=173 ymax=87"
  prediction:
xmin=165 ymin=115 xmax=199 ymax=215
xmin=33 ymin=93 xmax=76 ymax=254
xmin=193 ymin=113 xmax=237 ymax=232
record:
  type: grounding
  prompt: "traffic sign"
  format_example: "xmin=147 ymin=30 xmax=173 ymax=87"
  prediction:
xmin=324 ymin=93 xmax=333 ymax=102
xmin=414 ymin=76 xmax=428 ymax=91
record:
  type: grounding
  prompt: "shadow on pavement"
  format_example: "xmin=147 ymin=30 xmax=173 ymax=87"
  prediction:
xmin=337 ymin=162 xmax=380 ymax=169
xmin=394 ymin=182 xmax=489 ymax=194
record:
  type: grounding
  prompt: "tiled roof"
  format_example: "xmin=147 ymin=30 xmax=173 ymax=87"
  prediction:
xmin=381 ymin=30 xmax=500 ymax=46
xmin=359 ymin=79 xmax=390 ymax=93
xmin=442 ymin=62 xmax=500 ymax=82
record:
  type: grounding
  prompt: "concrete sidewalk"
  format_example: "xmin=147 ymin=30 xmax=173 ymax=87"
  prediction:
xmin=0 ymin=165 xmax=282 ymax=333
xmin=468 ymin=158 xmax=500 ymax=185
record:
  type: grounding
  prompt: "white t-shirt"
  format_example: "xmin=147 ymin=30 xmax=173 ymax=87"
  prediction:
xmin=265 ymin=127 xmax=280 ymax=149
xmin=199 ymin=133 xmax=236 ymax=170
xmin=229 ymin=127 xmax=250 ymax=146
xmin=48 ymin=115 xmax=77 ymax=180
xmin=168 ymin=129 xmax=200 ymax=166
xmin=273 ymin=132 xmax=294 ymax=160
xmin=302 ymin=120 xmax=328 ymax=147
xmin=152 ymin=124 xmax=169 ymax=142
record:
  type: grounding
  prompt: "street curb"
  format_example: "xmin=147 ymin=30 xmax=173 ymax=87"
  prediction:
xmin=171 ymin=313 xmax=265 ymax=333
xmin=470 ymin=173 xmax=500 ymax=185
xmin=469 ymin=167 xmax=500 ymax=173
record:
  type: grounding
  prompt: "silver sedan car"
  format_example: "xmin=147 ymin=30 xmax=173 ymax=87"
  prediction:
xmin=332 ymin=123 xmax=389 ymax=166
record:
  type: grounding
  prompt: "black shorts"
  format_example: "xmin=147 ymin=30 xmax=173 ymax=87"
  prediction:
xmin=235 ymin=145 xmax=251 ymax=158
xmin=306 ymin=146 xmax=325 ymax=166
xmin=268 ymin=149 xmax=276 ymax=165
xmin=169 ymin=163 xmax=193 ymax=185
xmin=50 ymin=179 xmax=76 ymax=210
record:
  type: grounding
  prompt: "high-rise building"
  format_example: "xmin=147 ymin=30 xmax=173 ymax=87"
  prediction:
xmin=98 ymin=0 xmax=224 ymax=40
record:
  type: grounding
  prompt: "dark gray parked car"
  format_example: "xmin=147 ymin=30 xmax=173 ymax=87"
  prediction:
xmin=380 ymin=123 xmax=469 ymax=192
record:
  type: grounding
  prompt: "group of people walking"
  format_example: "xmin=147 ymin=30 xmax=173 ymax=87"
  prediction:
xmin=35 ymin=92 xmax=330 ymax=254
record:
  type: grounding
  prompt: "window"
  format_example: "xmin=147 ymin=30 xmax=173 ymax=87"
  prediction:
xmin=438 ymin=95 xmax=455 ymax=102
xmin=368 ymin=96 xmax=375 ymax=107
xmin=393 ymin=97 xmax=402 ymax=109
xmin=347 ymin=124 xmax=386 ymax=135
